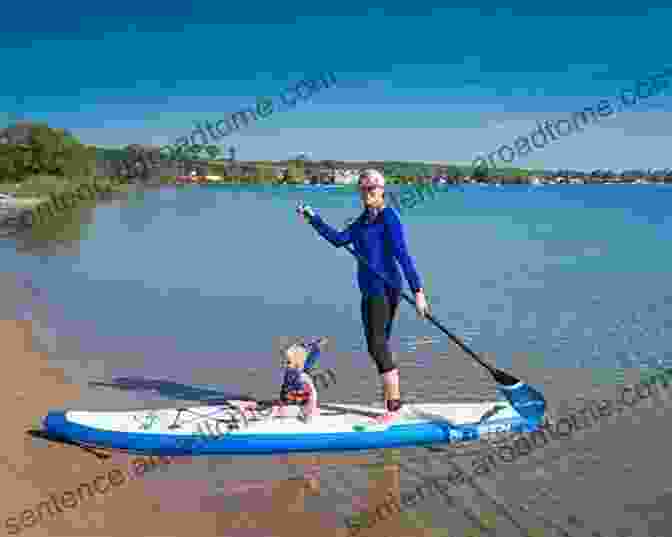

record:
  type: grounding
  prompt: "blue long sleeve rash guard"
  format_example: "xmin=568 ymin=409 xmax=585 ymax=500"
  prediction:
xmin=307 ymin=207 xmax=423 ymax=297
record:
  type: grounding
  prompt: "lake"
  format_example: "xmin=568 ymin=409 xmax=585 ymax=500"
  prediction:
xmin=2 ymin=184 xmax=670 ymax=381
xmin=3 ymin=183 xmax=671 ymax=535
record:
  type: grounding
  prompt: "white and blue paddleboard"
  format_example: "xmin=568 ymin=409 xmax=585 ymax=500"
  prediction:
xmin=43 ymin=400 xmax=541 ymax=456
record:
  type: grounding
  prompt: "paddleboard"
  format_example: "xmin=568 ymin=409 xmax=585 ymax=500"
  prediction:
xmin=43 ymin=400 xmax=541 ymax=456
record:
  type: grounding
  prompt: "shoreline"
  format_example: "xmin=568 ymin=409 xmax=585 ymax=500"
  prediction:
xmin=152 ymin=175 xmax=672 ymax=186
xmin=2 ymin=302 xmax=671 ymax=536
xmin=3 ymin=174 xmax=670 ymax=197
xmin=0 ymin=314 xmax=226 ymax=537
xmin=0 ymin=177 xmax=133 ymax=232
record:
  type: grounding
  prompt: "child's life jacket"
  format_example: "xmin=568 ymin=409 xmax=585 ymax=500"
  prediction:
xmin=278 ymin=339 xmax=323 ymax=419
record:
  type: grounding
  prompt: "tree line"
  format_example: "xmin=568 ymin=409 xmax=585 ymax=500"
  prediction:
xmin=0 ymin=122 xmax=96 ymax=183
xmin=3 ymin=121 xmax=667 ymax=186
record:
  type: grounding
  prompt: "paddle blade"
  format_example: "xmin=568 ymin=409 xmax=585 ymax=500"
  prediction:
xmin=489 ymin=367 xmax=522 ymax=386
xmin=497 ymin=382 xmax=546 ymax=423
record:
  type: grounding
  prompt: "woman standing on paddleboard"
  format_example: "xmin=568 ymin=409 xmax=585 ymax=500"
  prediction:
xmin=296 ymin=169 xmax=430 ymax=423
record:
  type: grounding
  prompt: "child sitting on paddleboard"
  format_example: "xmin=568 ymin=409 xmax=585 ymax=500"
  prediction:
xmin=277 ymin=337 xmax=328 ymax=421
xmin=241 ymin=337 xmax=328 ymax=423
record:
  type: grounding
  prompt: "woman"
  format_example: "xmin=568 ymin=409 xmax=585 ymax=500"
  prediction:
xmin=296 ymin=169 xmax=430 ymax=423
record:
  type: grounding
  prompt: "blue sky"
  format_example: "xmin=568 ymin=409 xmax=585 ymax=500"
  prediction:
xmin=2 ymin=1 xmax=670 ymax=170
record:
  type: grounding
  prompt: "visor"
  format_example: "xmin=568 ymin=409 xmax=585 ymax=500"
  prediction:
xmin=358 ymin=169 xmax=385 ymax=188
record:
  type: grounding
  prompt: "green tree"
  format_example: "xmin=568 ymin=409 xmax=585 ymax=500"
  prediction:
xmin=254 ymin=161 xmax=276 ymax=183
xmin=472 ymin=164 xmax=489 ymax=180
xmin=205 ymin=145 xmax=221 ymax=160
xmin=27 ymin=123 xmax=59 ymax=174
xmin=0 ymin=144 xmax=32 ymax=182
xmin=2 ymin=123 xmax=97 ymax=181
xmin=446 ymin=165 xmax=463 ymax=181
xmin=183 ymin=144 xmax=203 ymax=160
xmin=287 ymin=159 xmax=305 ymax=183
xmin=118 ymin=145 xmax=147 ymax=181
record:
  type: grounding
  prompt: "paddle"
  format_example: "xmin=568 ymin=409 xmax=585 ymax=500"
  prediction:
xmin=340 ymin=243 xmax=546 ymax=422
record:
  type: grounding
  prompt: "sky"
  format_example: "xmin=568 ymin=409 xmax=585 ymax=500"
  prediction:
xmin=1 ymin=1 xmax=670 ymax=170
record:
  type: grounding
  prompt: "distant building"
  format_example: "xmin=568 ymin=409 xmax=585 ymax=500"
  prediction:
xmin=333 ymin=169 xmax=358 ymax=184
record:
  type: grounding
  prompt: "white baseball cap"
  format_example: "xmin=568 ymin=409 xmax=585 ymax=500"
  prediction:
xmin=358 ymin=169 xmax=385 ymax=188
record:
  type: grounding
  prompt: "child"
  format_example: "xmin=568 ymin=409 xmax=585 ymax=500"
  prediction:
xmin=275 ymin=337 xmax=328 ymax=422
xmin=240 ymin=337 xmax=328 ymax=423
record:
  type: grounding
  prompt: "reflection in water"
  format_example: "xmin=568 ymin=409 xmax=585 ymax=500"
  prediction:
xmin=360 ymin=450 xmax=464 ymax=536
xmin=6 ymin=196 xmax=107 ymax=254
xmin=157 ymin=453 xmax=362 ymax=536
xmin=145 ymin=451 xmax=448 ymax=537
xmin=347 ymin=447 xmax=532 ymax=536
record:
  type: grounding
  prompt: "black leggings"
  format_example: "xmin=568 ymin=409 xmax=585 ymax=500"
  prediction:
xmin=361 ymin=287 xmax=400 ymax=375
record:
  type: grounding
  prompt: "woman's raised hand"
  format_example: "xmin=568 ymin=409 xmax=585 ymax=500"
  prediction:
xmin=296 ymin=202 xmax=315 ymax=221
